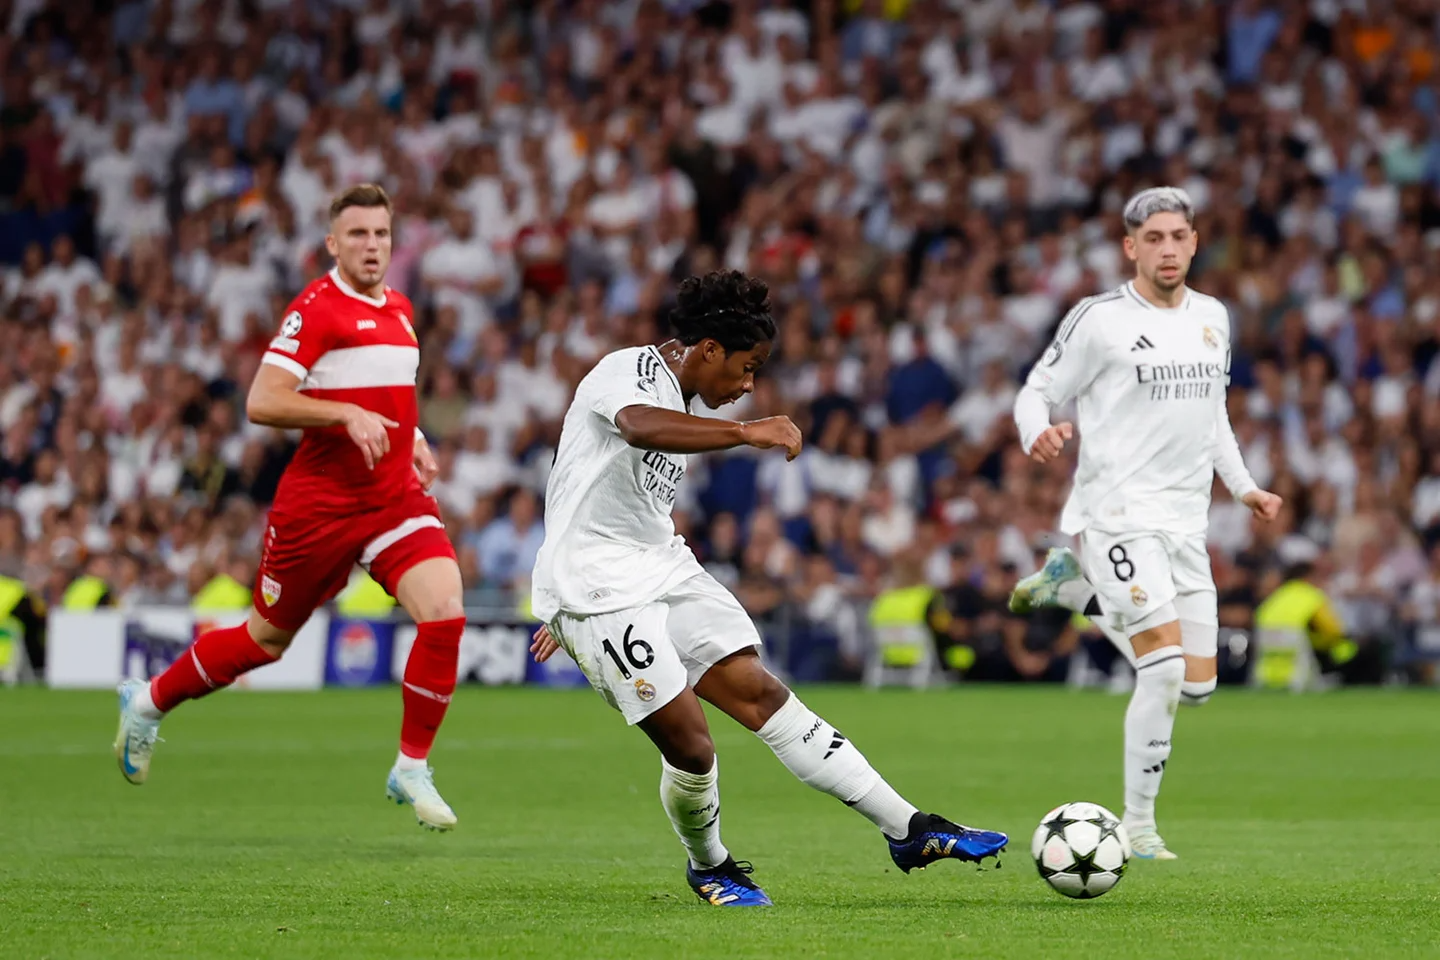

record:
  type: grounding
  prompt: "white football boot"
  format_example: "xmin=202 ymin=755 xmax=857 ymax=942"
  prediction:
xmin=1127 ymin=824 xmax=1178 ymax=860
xmin=114 ymin=679 xmax=163 ymax=785
xmin=386 ymin=764 xmax=458 ymax=831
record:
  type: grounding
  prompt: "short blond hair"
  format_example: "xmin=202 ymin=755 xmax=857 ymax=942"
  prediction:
xmin=329 ymin=183 xmax=393 ymax=222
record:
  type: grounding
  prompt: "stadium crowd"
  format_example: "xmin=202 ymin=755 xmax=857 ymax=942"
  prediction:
xmin=1 ymin=0 xmax=1438 ymax=683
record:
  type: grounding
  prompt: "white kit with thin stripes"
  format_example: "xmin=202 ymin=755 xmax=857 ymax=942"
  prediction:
xmin=1023 ymin=282 xmax=1256 ymax=538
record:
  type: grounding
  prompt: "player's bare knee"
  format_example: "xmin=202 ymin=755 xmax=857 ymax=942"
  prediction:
xmin=695 ymin=648 xmax=788 ymax=731
xmin=1127 ymin=605 xmax=1181 ymax=657
xmin=662 ymin=728 xmax=715 ymax=775
xmin=247 ymin=609 xmax=295 ymax=657
xmin=416 ymin=594 xmax=465 ymax=624
xmin=750 ymin=673 xmax=793 ymax=727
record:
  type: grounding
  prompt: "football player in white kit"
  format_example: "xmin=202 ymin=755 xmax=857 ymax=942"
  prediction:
xmin=529 ymin=271 xmax=1007 ymax=906
xmin=1008 ymin=188 xmax=1282 ymax=860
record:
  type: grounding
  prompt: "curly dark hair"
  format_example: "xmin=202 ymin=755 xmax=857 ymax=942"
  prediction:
xmin=669 ymin=270 xmax=776 ymax=353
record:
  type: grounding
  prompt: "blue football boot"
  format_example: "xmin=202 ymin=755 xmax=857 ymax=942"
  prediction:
xmin=686 ymin=858 xmax=773 ymax=906
xmin=888 ymin=812 xmax=1008 ymax=873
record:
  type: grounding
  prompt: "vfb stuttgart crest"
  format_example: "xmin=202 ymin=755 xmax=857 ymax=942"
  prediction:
xmin=261 ymin=575 xmax=282 ymax=607
xmin=401 ymin=314 xmax=417 ymax=342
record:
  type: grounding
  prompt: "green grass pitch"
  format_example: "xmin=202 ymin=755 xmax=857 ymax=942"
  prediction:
xmin=3 ymin=686 xmax=1438 ymax=959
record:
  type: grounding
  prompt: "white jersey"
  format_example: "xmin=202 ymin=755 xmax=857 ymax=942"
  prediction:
xmin=1021 ymin=281 xmax=1256 ymax=538
xmin=531 ymin=346 xmax=705 ymax=622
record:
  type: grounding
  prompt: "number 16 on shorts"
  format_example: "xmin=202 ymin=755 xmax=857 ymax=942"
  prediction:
xmin=551 ymin=603 xmax=689 ymax=725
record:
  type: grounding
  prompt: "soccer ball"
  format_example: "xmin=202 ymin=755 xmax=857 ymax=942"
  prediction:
xmin=1031 ymin=801 xmax=1131 ymax=899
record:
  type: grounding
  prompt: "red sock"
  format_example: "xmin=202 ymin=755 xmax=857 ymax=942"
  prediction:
xmin=399 ymin=617 xmax=464 ymax=760
xmin=150 ymin=622 xmax=279 ymax=713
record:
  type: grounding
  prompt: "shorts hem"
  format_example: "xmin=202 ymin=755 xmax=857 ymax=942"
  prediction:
xmin=622 ymin=682 xmax=686 ymax=726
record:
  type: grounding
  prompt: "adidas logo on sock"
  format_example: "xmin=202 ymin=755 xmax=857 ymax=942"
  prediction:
xmin=1142 ymin=760 xmax=1168 ymax=774
xmin=823 ymin=730 xmax=847 ymax=760
xmin=1131 ymin=335 xmax=1156 ymax=351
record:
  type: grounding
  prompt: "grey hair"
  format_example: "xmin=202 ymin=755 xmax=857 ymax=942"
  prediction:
xmin=1122 ymin=187 xmax=1196 ymax=232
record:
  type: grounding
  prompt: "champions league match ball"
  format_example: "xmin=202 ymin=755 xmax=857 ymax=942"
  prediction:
xmin=1031 ymin=802 xmax=1132 ymax=899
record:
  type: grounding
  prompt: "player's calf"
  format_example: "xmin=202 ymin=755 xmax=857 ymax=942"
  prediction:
xmin=1179 ymin=624 xmax=1219 ymax=707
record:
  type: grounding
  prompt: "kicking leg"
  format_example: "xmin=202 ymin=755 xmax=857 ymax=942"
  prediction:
xmin=1010 ymin=547 xmax=1138 ymax=668
xmin=115 ymin=609 xmax=291 ymax=785
xmin=385 ymin=551 xmax=466 ymax=831
xmin=695 ymin=649 xmax=1008 ymax=871
xmin=1123 ymin=614 xmax=1185 ymax=859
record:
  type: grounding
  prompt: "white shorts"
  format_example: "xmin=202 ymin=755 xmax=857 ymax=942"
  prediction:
xmin=1079 ymin=529 xmax=1217 ymax=647
xmin=548 ymin=571 xmax=762 ymax=725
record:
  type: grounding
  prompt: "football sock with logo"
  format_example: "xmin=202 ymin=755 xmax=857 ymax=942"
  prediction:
xmin=755 ymin=693 xmax=919 ymax=839
xmin=398 ymin=617 xmax=465 ymax=761
xmin=148 ymin=622 xmax=279 ymax=714
xmin=1123 ymin=646 xmax=1185 ymax=827
xmin=660 ymin=756 xmax=730 ymax=870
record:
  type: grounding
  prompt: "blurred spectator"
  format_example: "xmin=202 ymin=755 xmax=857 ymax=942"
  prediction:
xmin=0 ymin=0 xmax=1430 ymax=688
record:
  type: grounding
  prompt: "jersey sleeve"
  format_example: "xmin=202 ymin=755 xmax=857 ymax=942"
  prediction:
xmin=262 ymin=300 xmax=336 ymax=381
xmin=1024 ymin=300 xmax=1102 ymax=406
xmin=589 ymin=350 xmax=667 ymax=427
xmin=1210 ymin=307 xmax=1259 ymax=499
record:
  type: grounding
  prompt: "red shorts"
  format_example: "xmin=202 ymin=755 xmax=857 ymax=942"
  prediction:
xmin=254 ymin=488 xmax=458 ymax=631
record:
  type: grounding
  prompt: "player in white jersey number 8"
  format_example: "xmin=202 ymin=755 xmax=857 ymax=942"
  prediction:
xmin=529 ymin=271 xmax=1007 ymax=907
xmin=1010 ymin=188 xmax=1283 ymax=861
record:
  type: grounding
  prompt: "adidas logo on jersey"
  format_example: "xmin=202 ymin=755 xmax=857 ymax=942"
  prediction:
xmin=1131 ymin=335 xmax=1156 ymax=351
xmin=357 ymin=319 xmax=377 ymax=330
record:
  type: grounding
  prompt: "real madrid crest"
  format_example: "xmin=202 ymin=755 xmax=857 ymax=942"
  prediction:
xmin=1130 ymin=585 xmax=1148 ymax=607
xmin=1202 ymin=326 xmax=1219 ymax=349
xmin=634 ymin=678 xmax=657 ymax=702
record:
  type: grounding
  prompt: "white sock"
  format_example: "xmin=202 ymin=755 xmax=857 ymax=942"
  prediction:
xmin=1056 ymin=577 xmax=1095 ymax=613
xmin=1181 ymin=676 xmax=1217 ymax=707
xmin=134 ymin=681 xmax=163 ymax=720
xmin=395 ymin=751 xmax=428 ymax=771
xmin=660 ymin=757 xmax=730 ymax=870
xmin=755 ymin=693 xmax=919 ymax=839
xmin=1123 ymin=647 xmax=1185 ymax=827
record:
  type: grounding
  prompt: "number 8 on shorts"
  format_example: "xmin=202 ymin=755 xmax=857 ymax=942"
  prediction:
xmin=1081 ymin=533 xmax=1178 ymax=634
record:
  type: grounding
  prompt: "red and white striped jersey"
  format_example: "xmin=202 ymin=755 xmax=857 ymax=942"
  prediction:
xmin=260 ymin=268 xmax=423 ymax=514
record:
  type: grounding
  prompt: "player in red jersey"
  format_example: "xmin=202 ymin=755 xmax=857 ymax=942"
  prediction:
xmin=114 ymin=185 xmax=466 ymax=831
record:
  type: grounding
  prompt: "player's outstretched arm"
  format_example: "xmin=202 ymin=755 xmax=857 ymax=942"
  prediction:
xmin=247 ymin=364 xmax=398 ymax=469
xmin=614 ymin=405 xmax=802 ymax=460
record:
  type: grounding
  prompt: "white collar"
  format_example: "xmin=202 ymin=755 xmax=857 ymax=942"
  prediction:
xmin=1125 ymin=280 xmax=1190 ymax=312
xmin=329 ymin=267 xmax=387 ymax=307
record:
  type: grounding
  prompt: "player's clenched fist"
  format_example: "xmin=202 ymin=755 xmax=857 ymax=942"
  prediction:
xmin=740 ymin=416 xmax=803 ymax=461
xmin=343 ymin=406 xmax=399 ymax=469
xmin=1030 ymin=422 xmax=1073 ymax=463
xmin=1242 ymin=489 xmax=1283 ymax=521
